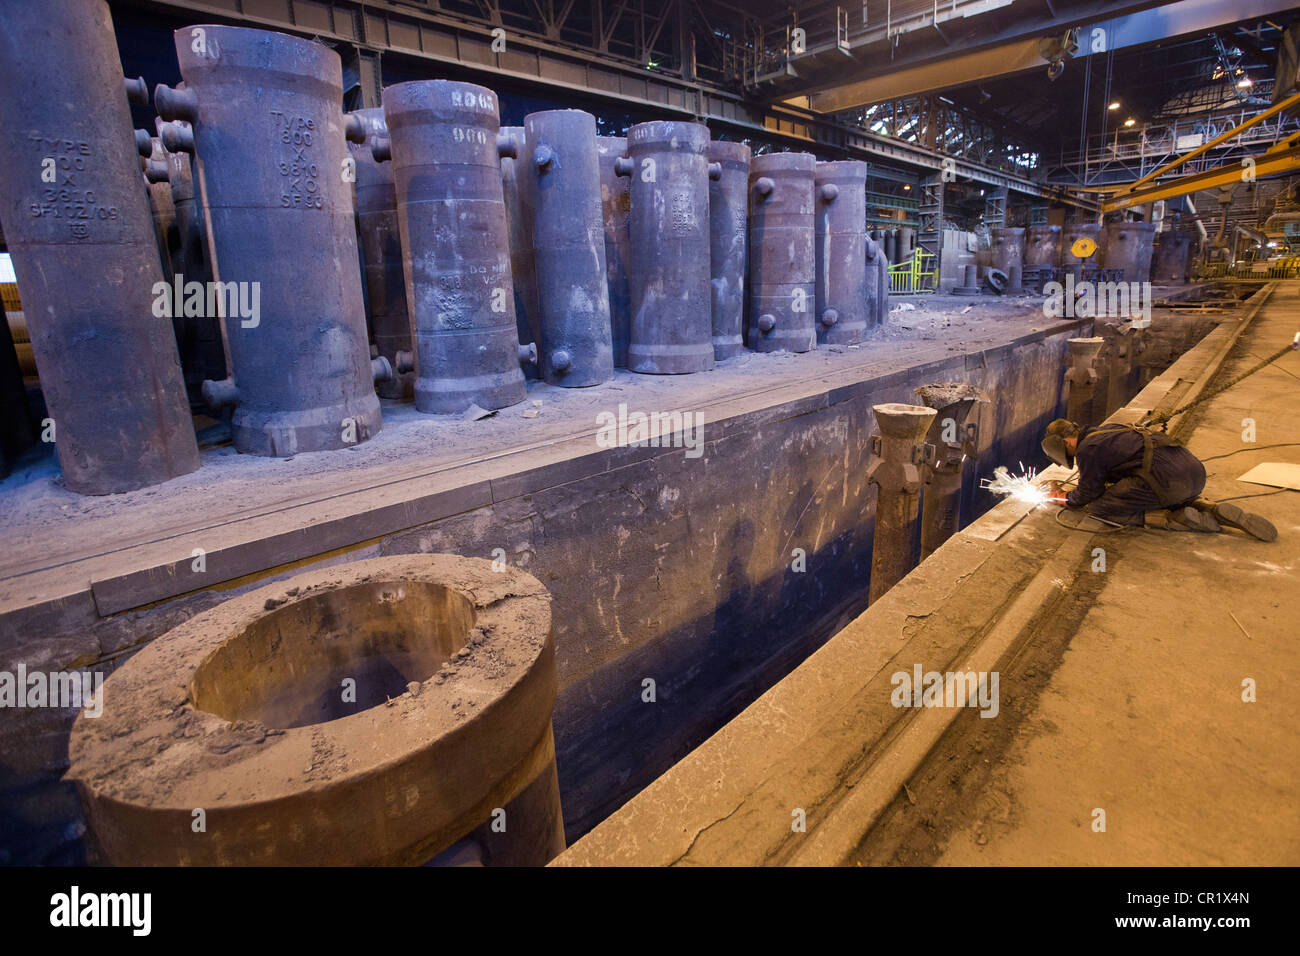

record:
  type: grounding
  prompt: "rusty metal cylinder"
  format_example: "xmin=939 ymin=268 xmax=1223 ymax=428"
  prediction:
xmin=1065 ymin=336 xmax=1103 ymax=427
xmin=814 ymin=160 xmax=868 ymax=346
xmin=348 ymin=108 xmax=413 ymax=402
xmin=1062 ymin=222 xmax=1103 ymax=280
xmin=748 ymin=152 xmax=816 ymax=353
xmin=1025 ymin=224 xmax=1062 ymax=268
xmin=382 ymin=81 xmax=525 ymax=414
xmin=617 ymin=121 xmax=715 ymax=374
xmin=500 ymin=126 xmax=542 ymax=377
xmin=990 ymin=227 xmax=1025 ymax=278
xmin=708 ymin=141 xmax=750 ymax=361
xmin=597 ymin=135 xmax=633 ymax=368
xmin=525 ymin=110 xmax=614 ymax=386
xmin=159 ymin=25 xmax=381 ymax=456
xmin=1152 ymin=231 xmax=1191 ymax=283
xmin=1102 ymin=221 xmax=1155 ymax=283
xmin=0 ymin=0 xmax=199 ymax=494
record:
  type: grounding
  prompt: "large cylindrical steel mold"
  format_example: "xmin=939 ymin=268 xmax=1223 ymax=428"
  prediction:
xmin=1025 ymin=224 xmax=1062 ymax=267
xmin=1062 ymin=223 xmax=1103 ymax=280
xmin=525 ymin=110 xmax=614 ymax=386
xmin=1102 ymin=221 xmax=1156 ymax=283
xmin=620 ymin=121 xmax=714 ymax=374
xmin=0 ymin=0 xmax=199 ymax=494
xmin=383 ymin=82 xmax=525 ymax=414
xmin=349 ymin=108 xmax=414 ymax=402
xmin=597 ymin=135 xmax=633 ymax=368
xmin=1152 ymin=231 xmax=1191 ymax=283
xmin=864 ymin=236 xmax=885 ymax=330
xmin=748 ymin=152 xmax=816 ymax=353
xmin=145 ymin=136 xmax=180 ymax=278
xmin=161 ymin=25 xmax=381 ymax=456
xmin=990 ymin=227 xmax=1025 ymax=278
xmin=814 ymin=161 xmax=868 ymax=346
xmin=500 ymin=126 xmax=542 ymax=378
xmin=708 ymin=141 xmax=749 ymax=361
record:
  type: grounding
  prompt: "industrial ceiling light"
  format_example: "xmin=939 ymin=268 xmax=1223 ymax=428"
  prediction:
xmin=1237 ymin=76 xmax=1253 ymax=88
xmin=1124 ymin=117 xmax=1136 ymax=127
xmin=1108 ymin=101 xmax=1120 ymax=110
xmin=903 ymin=184 xmax=911 ymax=191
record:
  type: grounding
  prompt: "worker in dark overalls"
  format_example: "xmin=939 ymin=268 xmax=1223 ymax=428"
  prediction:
xmin=1040 ymin=419 xmax=1277 ymax=540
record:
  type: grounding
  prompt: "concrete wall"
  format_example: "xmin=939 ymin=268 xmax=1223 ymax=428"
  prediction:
xmin=0 ymin=323 xmax=1088 ymax=863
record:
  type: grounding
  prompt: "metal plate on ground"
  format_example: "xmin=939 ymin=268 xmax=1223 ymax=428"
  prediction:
xmin=1236 ymin=462 xmax=1300 ymax=491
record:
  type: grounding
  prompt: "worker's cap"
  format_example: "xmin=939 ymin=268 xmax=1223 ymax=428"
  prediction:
xmin=1041 ymin=418 xmax=1079 ymax=469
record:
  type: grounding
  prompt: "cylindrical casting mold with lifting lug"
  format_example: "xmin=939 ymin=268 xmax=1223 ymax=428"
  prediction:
xmin=348 ymin=108 xmax=414 ymax=402
xmin=863 ymin=236 xmax=886 ymax=330
xmin=381 ymin=81 xmax=525 ymax=414
xmin=597 ymin=135 xmax=632 ymax=368
xmin=1153 ymin=231 xmax=1191 ymax=283
xmin=915 ymin=384 xmax=983 ymax=561
xmin=1065 ymin=336 xmax=1104 ymax=427
xmin=68 ymin=555 xmax=566 ymax=866
xmin=618 ymin=121 xmax=716 ymax=374
xmin=867 ymin=403 xmax=936 ymax=604
xmin=0 ymin=0 xmax=199 ymax=495
xmin=748 ymin=152 xmax=816 ymax=353
xmin=814 ymin=160 xmax=869 ymax=345
xmin=525 ymin=110 xmax=614 ymax=386
xmin=1102 ymin=220 xmax=1155 ymax=283
xmin=157 ymin=25 xmax=384 ymax=457
xmin=1062 ymin=222 xmax=1103 ymax=280
xmin=158 ymin=116 xmax=229 ymax=403
xmin=1025 ymin=224 xmax=1062 ymax=267
xmin=708 ymin=141 xmax=750 ymax=361
xmin=990 ymin=227 xmax=1025 ymax=285
xmin=500 ymin=126 xmax=542 ymax=377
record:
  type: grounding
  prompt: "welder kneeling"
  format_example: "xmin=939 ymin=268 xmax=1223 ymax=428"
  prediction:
xmin=1040 ymin=419 xmax=1277 ymax=541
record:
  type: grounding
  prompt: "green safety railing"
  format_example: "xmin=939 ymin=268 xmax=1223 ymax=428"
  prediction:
xmin=887 ymin=248 xmax=939 ymax=294
xmin=1194 ymin=258 xmax=1300 ymax=279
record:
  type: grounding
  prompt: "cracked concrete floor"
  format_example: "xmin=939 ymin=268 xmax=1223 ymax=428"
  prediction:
xmin=934 ymin=286 xmax=1300 ymax=866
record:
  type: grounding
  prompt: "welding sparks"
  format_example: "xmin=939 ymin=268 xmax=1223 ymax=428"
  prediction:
xmin=980 ymin=463 xmax=1051 ymax=505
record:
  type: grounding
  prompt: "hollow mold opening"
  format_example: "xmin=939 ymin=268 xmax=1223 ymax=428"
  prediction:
xmin=190 ymin=579 xmax=475 ymax=730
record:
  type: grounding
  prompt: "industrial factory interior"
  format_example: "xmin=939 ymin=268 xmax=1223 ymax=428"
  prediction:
xmin=1 ymin=0 xmax=1297 ymax=925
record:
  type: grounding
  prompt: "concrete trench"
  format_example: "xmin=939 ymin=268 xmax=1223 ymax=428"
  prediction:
xmin=0 ymin=298 xmax=1223 ymax=865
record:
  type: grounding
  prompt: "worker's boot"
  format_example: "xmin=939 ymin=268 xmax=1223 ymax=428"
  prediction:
xmin=1156 ymin=506 xmax=1221 ymax=533
xmin=1194 ymin=499 xmax=1278 ymax=542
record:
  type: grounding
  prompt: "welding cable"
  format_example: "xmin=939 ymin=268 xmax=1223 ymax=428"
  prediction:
xmin=1199 ymin=442 xmax=1300 ymax=462
xmin=1053 ymin=507 xmax=1128 ymax=533
xmin=1143 ymin=340 xmax=1299 ymax=431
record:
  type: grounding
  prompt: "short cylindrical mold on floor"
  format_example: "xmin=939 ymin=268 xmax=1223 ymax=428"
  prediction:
xmin=383 ymin=81 xmax=525 ymax=415
xmin=68 ymin=555 xmax=566 ymax=866
xmin=867 ymin=403 xmax=937 ymax=604
xmin=748 ymin=152 xmax=816 ymax=353
xmin=0 ymin=0 xmax=199 ymax=494
xmin=525 ymin=109 xmax=614 ymax=386
xmin=814 ymin=161 xmax=869 ymax=346
xmin=620 ymin=121 xmax=715 ymax=374
xmin=159 ymin=24 xmax=382 ymax=456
